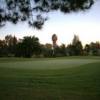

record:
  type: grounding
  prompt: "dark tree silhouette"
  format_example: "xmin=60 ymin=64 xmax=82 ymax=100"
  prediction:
xmin=16 ymin=36 xmax=41 ymax=57
xmin=60 ymin=44 xmax=66 ymax=56
xmin=0 ymin=35 xmax=17 ymax=56
xmin=84 ymin=44 xmax=90 ymax=55
xmin=66 ymin=35 xmax=83 ymax=56
xmin=0 ymin=39 xmax=7 ymax=56
xmin=5 ymin=35 xmax=17 ymax=56
xmin=72 ymin=35 xmax=83 ymax=55
xmin=84 ymin=42 xmax=100 ymax=56
xmin=0 ymin=0 xmax=94 ymax=29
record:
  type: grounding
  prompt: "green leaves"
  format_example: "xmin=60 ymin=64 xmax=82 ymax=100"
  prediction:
xmin=0 ymin=0 xmax=95 ymax=29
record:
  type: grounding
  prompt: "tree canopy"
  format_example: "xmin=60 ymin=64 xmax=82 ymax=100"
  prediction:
xmin=0 ymin=0 xmax=94 ymax=29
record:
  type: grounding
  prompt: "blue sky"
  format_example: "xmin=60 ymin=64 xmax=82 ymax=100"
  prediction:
xmin=0 ymin=0 xmax=100 ymax=46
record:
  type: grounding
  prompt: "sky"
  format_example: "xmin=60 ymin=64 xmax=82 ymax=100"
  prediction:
xmin=0 ymin=0 xmax=100 ymax=46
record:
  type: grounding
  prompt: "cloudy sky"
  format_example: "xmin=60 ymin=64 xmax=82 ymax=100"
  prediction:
xmin=0 ymin=0 xmax=100 ymax=46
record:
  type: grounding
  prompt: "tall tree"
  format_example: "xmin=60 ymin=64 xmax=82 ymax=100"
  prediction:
xmin=89 ymin=42 xmax=100 ymax=56
xmin=0 ymin=39 xmax=7 ymax=56
xmin=16 ymin=36 xmax=41 ymax=57
xmin=72 ymin=35 xmax=80 ymax=46
xmin=0 ymin=0 xmax=94 ymax=29
xmin=84 ymin=42 xmax=100 ymax=56
xmin=5 ymin=35 xmax=17 ymax=56
xmin=71 ymin=35 xmax=83 ymax=55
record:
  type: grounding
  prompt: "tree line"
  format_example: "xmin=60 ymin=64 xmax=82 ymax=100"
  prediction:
xmin=0 ymin=34 xmax=100 ymax=57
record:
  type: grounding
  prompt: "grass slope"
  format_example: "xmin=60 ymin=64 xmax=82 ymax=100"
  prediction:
xmin=0 ymin=57 xmax=100 ymax=100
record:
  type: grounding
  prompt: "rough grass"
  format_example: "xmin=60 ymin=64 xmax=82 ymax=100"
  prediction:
xmin=0 ymin=57 xmax=100 ymax=100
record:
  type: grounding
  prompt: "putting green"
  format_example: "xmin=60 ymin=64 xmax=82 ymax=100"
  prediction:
xmin=0 ymin=58 xmax=99 ymax=69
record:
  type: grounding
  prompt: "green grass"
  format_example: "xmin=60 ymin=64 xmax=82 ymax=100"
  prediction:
xmin=0 ymin=57 xmax=100 ymax=100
